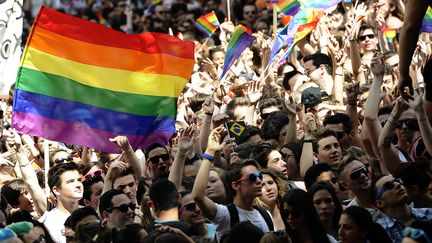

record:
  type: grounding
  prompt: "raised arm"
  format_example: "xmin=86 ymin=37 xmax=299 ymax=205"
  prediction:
xmin=378 ymin=98 xmax=407 ymax=174
xmin=192 ymin=126 xmax=226 ymax=220
xmin=10 ymin=131 xmax=46 ymax=216
xmin=169 ymin=126 xmax=194 ymax=190
xmin=362 ymin=54 xmax=385 ymax=161
xmin=398 ymin=0 xmax=428 ymax=95
xmin=109 ymin=136 xmax=141 ymax=181
xmin=282 ymin=94 xmax=297 ymax=145
xmin=299 ymin=111 xmax=317 ymax=177
xmin=199 ymin=98 xmax=215 ymax=151
xmin=407 ymin=89 xmax=432 ymax=163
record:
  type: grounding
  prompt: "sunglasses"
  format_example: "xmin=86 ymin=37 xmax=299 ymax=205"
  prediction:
xmin=54 ymin=156 xmax=73 ymax=164
xmin=84 ymin=169 xmax=103 ymax=181
xmin=32 ymin=234 xmax=46 ymax=243
xmin=183 ymin=202 xmax=199 ymax=212
xmin=403 ymin=227 xmax=432 ymax=242
xmin=107 ymin=203 xmax=136 ymax=213
xmin=359 ymin=34 xmax=375 ymax=41
xmin=148 ymin=154 xmax=170 ymax=164
xmin=375 ymin=178 xmax=403 ymax=199
xmin=349 ymin=165 xmax=369 ymax=181
xmin=281 ymin=152 xmax=295 ymax=161
xmin=396 ymin=119 xmax=418 ymax=130
xmin=245 ymin=11 xmax=255 ymax=15
xmin=236 ymin=172 xmax=263 ymax=183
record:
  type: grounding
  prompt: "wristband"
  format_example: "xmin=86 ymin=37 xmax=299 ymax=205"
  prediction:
xmin=303 ymin=139 xmax=314 ymax=143
xmin=202 ymin=153 xmax=214 ymax=162
xmin=205 ymin=112 xmax=213 ymax=116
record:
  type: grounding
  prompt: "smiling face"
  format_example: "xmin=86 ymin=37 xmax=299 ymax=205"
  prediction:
xmin=180 ymin=194 xmax=204 ymax=225
xmin=358 ymin=28 xmax=378 ymax=51
xmin=105 ymin=194 xmax=134 ymax=229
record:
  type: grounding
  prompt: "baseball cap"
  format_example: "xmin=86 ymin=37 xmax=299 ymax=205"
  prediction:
xmin=301 ymin=87 xmax=323 ymax=109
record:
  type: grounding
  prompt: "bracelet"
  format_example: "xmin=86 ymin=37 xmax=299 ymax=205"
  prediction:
xmin=201 ymin=153 xmax=214 ymax=162
xmin=303 ymin=139 xmax=314 ymax=143
xmin=205 ymin=112 xmax=213 ymax=116
xmin=335 ymin=73 xmax=343 ymax=76
xmin=177 ymin=152 xmax=187 ymax=159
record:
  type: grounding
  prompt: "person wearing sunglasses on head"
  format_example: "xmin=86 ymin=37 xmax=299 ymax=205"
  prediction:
xmin=99 ymin=189 xmax=135 ymax=229
xmin=371 ymin=175 xmax=432 ymax=243
xmin=192 ymin=126 xmax=274 ymax=242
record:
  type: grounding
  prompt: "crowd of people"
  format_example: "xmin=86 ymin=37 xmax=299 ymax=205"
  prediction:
xmin=1 ymin=0 xmax=432 ymax=242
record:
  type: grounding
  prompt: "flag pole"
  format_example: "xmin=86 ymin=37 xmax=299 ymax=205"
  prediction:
xmin=227 ymin=0 xmax=231 ymax=22
xmin=44 ymin=139 xmax=50 ymax=203
xmin=273 ymin=4 xmax=278 ymax=39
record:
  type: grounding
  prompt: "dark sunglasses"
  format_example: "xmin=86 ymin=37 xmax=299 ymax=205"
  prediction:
xmin=32 ymin=234 xmax=46 ymax=243
xmin=359 ymin=34 xmax=375 ymax=41
xmin=245 ymin=11 xmax=255 ymax=15
xmin=236 ymin=172 xmax=263 ymax=183
xmin=396 ymin=119 xmax=418 ymax=130
xmin=375 ymin=178 xmax=403 ymax=199
xmin=183 ymin=203 xmax=198 ymax=212
xmin=283 ymin=209 xmax=301 ymax=218
xmin=349 ymin=165 xmax=369 ymax=181
xmin=107 ymin=203 xmax=136 ymax=213
xmin=84 ymin=169 xmax=103 ymax=181
xmin=148 ymin=154 xmax=170 ymax=164
xmin=54 ymin=156 xmax=73 ymax=164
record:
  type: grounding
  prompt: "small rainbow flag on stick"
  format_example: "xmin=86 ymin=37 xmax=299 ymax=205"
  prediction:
xmin=220 ymin=25 xmax=256 ymax=79
xmin=194 ymin=11 xmax=220 ymax=37
xmin=420 ymin=7 xmax=432 ymax=33
xmin=276 ymin=0 xmax=301 ymax=16
xmin=12 ymin=7 xmax=195 ymax=153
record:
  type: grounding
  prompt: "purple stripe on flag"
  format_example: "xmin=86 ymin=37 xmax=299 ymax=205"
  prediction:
xmin=220 ymin=33 xmax=255 ymax=79
xmin=12 ymin=111 xmax=172 ymax=153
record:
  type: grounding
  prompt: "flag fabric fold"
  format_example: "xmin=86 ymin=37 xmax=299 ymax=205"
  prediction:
xmin=420 ymin=7 xmax=432 ymax=33
xmin=220 ymin=25 xmax=256 ymax=79
xmin=276 ymin=0 xmax=301 ymax=16
xmin=12 ymin=6 xmax=195 ymax=153
xmin=278 ymin=8 xmax=324 ymax=65
xmin=194 ymin=11 xmax=220 ymax=37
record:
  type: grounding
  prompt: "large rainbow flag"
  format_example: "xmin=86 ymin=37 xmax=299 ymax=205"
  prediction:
xmin=12 ymin=6 xmax=195 ymax=153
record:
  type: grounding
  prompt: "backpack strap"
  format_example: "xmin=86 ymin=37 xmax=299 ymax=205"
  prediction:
xmin=254 ymin=206 xmax=274 ymax=231
xmin=227 ymin=204 xmax=239 ymax=229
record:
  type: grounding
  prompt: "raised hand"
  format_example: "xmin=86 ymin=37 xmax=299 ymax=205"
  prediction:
xmin=334 ymin=49 xmax=347 ymax=67
xmin=178 ymin=126 xmax=194 ymax=154
xmin=345 ymin=81 xmax=360 ymax=100
xmin=370 ymin=53 xmax=385 ymax=77
xmin=109 ymin=136 xmax=131 ymax=151
xmin=406 ymin=88 xmax=425 ymax=112
xmin=201 ymin=97 xmax=215 ymax=115
xmin=283 ymin=92 xmax=297 ymax=117
xmin=206 ymin=126 xmax=227 ymax=153
xmin=244 ymin=81 xmax=263 ymax=105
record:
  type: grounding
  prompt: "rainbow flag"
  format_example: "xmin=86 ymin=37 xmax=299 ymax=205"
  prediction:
xmin=194 ymin=11 xmax=220 ymax=37
xmin=420 ymin=7 xmax=432 ymax=33
xmin=148 ymin=0 xmax=162 ymax=13
xmin=278 ymin=8 xmax=324 ymax=65
xmin=276 ymin=0 xmax=301 ymax=16
xmin=383 ymin=27 xmax=397 ymax=44
xmin=220 ymin=25 xmax=256 ymax=79
xmin=303 ymin=0 xmax=341 ymax=10
xmin=12 ymin=7 xmax=195 ymax=153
